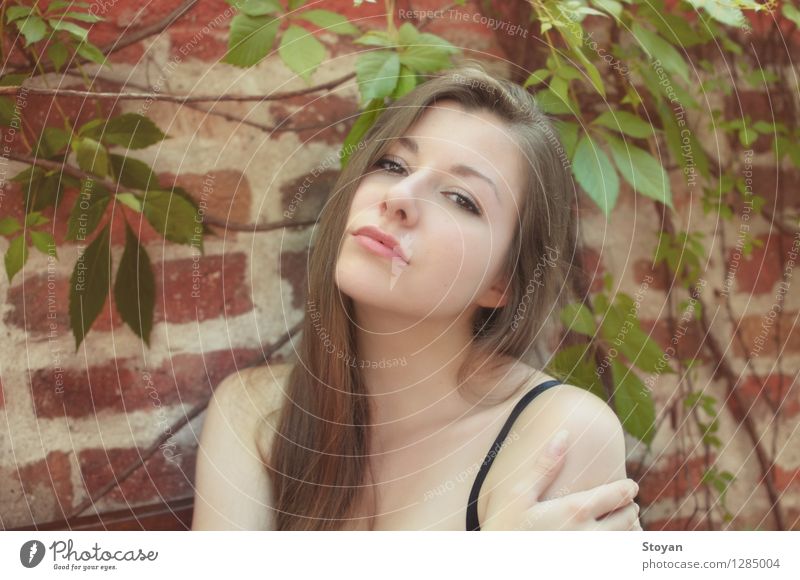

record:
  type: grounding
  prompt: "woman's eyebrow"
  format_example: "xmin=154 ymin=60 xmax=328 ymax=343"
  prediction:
xmin=396 ymin=136 xmax=500 ymax=205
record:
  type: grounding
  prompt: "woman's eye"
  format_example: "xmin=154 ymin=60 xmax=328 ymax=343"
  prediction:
xmin=445 ymin=192 xmax=482 ymax=216
xmin=375 ymin=157 xmax=406 ymax=174
xmin=374 ymin=156 xmax=482 ymax=216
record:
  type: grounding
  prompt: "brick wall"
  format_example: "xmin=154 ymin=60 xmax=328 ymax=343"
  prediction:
xmin=1 ymin=0 xmax=798 ymax=530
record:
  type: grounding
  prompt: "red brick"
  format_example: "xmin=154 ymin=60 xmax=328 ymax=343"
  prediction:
xmin=78 ymin=445 xmax=196 ymax=506
xmin=641 ymin=317 xmax=709 ymax=363
xmin=159 ymin=170 xmax=252 ymax=231
xmin=636 ymin=454 xmax=712 ymax=506
xmin=156 ymin=252 xmax=253 ymax=324
xmin=734 ymin=312 xmax=800 ymax=358
xmin=633 ymin=259 xmax=669 ymax=291
xmin=772 ymin=465 xmax=800 ymax=494
xmin=269 ymin=93 xmax=359 ymax=146
xmin=12 ymin=451 xmax=74 ymax=525
xmin=730 ymin=233 xmax=797 ymax=296
xmin=580 ymin=246 xmax=604 ymax=293
xmin=169 ymin=28 xmax=229 ymax=61
xmin=280 ymin=249 xmax=309 ymax=310
xmin=280 ymin=168 xmax=337 ymax=223
xmin=739 ymin=374 xmax=799 ymax=418
xmin=31 ymin=347 xmax=265 ymax=419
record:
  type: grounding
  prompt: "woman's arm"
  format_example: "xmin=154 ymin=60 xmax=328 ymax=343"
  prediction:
xmin=191 ymin=368 xmax=279 ymax=531
xmin=481 ymin=383 xmax=632 ymax=528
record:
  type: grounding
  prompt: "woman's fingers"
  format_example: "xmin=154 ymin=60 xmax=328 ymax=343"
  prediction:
xmin=572 ymin=478 xmax=639 ymax=520
xmin=593 ymin=501 xmax=640 ymax=531
xmin=527 ymin=430 xmax=570 ymax=500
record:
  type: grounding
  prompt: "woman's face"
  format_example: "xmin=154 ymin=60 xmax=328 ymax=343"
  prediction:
xmin=335 ymin=99 xmax=526 ymax=320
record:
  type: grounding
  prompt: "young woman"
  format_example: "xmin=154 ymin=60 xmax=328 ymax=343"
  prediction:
xmin=192 ymin=63 xmax=642 ymax=531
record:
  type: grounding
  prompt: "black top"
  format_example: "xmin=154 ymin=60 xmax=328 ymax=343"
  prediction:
xmin=465 ymin=379 xmax=562 ymax=531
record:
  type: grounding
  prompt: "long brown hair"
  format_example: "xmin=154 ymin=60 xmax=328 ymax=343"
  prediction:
xmin=264 ymin=61 xmax=577 ymax=530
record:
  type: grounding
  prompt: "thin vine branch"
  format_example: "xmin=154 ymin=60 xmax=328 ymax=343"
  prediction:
xmin=0 ymin=72 xmax=356 ymax=103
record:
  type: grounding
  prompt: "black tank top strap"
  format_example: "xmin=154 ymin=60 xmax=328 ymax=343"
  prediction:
xmin=465 ymin=379 xmax=562 ymax=531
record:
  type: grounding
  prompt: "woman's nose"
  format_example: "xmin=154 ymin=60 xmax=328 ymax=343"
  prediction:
xmin=381 ymin=178 xmax=420 ymax=224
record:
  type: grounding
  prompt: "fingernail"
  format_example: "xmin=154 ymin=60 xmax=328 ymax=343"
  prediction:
xmin=547 ymin=429 xmax=569 ymax=455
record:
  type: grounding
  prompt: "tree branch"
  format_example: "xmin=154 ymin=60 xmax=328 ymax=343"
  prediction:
xmin=0 ymin=72 xmax=356 ymax=103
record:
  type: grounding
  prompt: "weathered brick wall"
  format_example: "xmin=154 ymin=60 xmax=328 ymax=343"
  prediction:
xmin=1 ymin=0 xmax=798 ymax=530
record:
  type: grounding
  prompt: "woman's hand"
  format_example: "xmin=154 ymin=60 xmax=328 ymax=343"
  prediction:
xmin=482 ymin=430 xmax=642 ymax=531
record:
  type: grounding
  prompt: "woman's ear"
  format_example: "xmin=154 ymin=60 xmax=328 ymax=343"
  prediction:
xmin=476 ymin=273 xmax=510 ymax=309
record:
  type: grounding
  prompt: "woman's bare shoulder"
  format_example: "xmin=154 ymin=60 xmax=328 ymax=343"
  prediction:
xmin=212 ymin=362 xmax=293 ymax=441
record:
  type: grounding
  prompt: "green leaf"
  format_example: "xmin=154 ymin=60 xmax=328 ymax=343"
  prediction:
xmin=278 ymin=25 xmax=326 ymax=82
xmin=611 ymin=360 xmax=656 ymax=445
xmin=573 ymin=135 xmax=619 ymax=216
xmin=47 ymin=41 xmax=70 ymax=71
xmin=632 ymin=22 xmax=689 ymax=83
xmin=606 ymin=135 xmax=673 ymax=207
xmin=4 ymin=235 xmax=28 ymax=282
xmin=6 ymin=6 xmax=33 ymax=22
xmin=686 ymin=0 xmax=746 ymax=27
xmin=142 ymin=189 xmax=201 ymax=245
xmin=354 ymin=30 xmax=394 ymax=47
xmin=76 ymin=41 xmax=106 ymax=66
xmin=601 ymin=300 xmax=669 ymax=375
xmin=35 ymin=126 xmax=71 ymax=158
xmin=232 ymin=0 xmax=282 ymax=16
xmin=17 ymin=15 xmax=48 ymax=46
xmin=554 ymin=120 xmax=579 ymax=159
xmin=25 ymin=212 xmax=49 ymax=227
xmin=76 ymin=137 xmax=110 ymax=177
xmin=524 ymin=69 xmax=550 ymax=88
xmin=532 ymin=88 xmax=572 ymax=115
xmin=62 ymin=11 xmax=103 ymax=23
xmin=288 ymin=0 xmax=308 ymax=9
xmin=296 ymin=9 xmax=359 ymax=35
xmin=223 ymin=13 xmax=280 ymax=67
xmin=391 ymin=65 xmax=417 ymax=99
xmin=109 ymin=154 xmax=157 ymax=190
xmin=592 ymin=111 xmax=654 ymax=139
xmin=560 ymin=302 xmax=596 ymax=336
xmin=784 ymin=3 xmax=800 ymax=28
xmin=30 ymin=230 xmax=57 ymax=257
xmin=399 ymin=32 xmax=458 ymax=73
xmin=114 ymin=223 xmax=155 ymax=346
xmin=92 ymin=113 xmax=167 ymax=150
xmin=341 ymin=98 xmax=384 ymax=168
xmin=66 ymin=185 xmax=110 ymax=241
xmin=547 ymin=343 xmax=606 ymax=400
xmin=116 ymin=193 xmax=143 ymax=212
xmin=49 ymin=19 xmax=89 ymax=42
xmin=355 ymin=50 xmax=400 ymax=103
xmin=0 ymin=217 xmax=22 ymax=236
xmin=69 ymin=223 xmax=112 ymax=351
xmin=0 ymin=97 xmax=15 ymax=126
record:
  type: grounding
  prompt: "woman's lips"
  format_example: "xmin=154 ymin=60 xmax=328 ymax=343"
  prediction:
xmin=352 ymin=233 xmax=409 ymax=264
